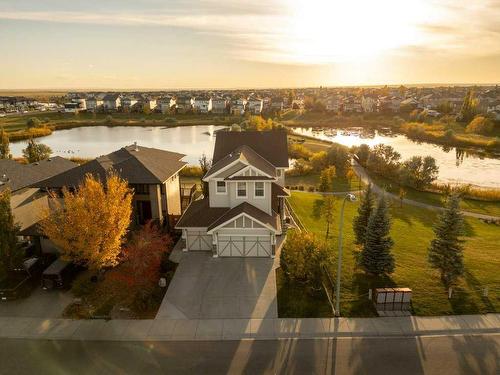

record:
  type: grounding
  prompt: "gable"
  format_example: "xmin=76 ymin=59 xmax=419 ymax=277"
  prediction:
xmin=221 ymin=214 xmax=265 ymax=229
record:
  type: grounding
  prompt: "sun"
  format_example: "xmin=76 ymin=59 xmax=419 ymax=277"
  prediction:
xmin=279 ymin=0 xmax=431 ymax=64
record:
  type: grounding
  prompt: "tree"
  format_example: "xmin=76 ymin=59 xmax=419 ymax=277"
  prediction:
xmin=26 ymin=117 xmax=42 ymax=129
xmin=428 ymin=194 xmax=464 ymax=286
xmin=327 ymin=144 xmax=350 ymax=177
xmin=466 ymin=116 xmax=494 ymax=135
xmin=40 ymin=173 xmax=133 ymax=271
xmin=360 ymin=196 xmax=395 ymax=275
xmin=346 ymin=168 xmax=356 ymax=189
xmin=367 ymin=144 xmax=401 ymax=178
xmin=0 ymin=190 xmax=22 ymax=278
xmin=0 ymin=126 xmax=11 ymax=159
xmin=321 ymin=196 xmax=335 ymax=241
xmin=288 ymin=143 xmax=312 ymax=160
xmin=400 ymin=156 xmax=439 ymax=190
xmin=352 ymin=143 xmax=370 ymax=165
xmin=22 ymin=138 xmax=52 ymax=163
xmin=310 ymin=151 xmax=328 ymax=172
xmin=230 ymin=123 xmax=242 ymax=132
xmin=199 ymin=153 xmax=212 ymax=197
xmin=353 ymin=183 xmax=375 ymax=245
xmin=111 ymin=221 xmax=172 ymax=299
xmin=280 ymin=230 xmax=332 ymax=290
xmin=458 ymin=90 xmax=477 ymax=123
xmin=318 ymin=166 xmax=335 ymax=192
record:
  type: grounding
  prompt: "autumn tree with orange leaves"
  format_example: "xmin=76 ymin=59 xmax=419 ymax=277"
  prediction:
xmin=112 ymin=221 xmax=172 ymax=299
xmin=40 ymin=173 xmax=133 ymax=271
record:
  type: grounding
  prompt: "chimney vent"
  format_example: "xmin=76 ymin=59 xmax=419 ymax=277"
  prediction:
xmin=134 ymin=142 xmax=139 ymax=152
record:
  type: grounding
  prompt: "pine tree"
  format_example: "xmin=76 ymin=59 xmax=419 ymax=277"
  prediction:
xmin=0 ymin=126 xmax=11 ymax=159
xmin=353 ymin=183 xmax=375 ymax=245
xmin=428 ymin=194 xmax=464 ymax=286
xmin=0 ymin=190 xmax=21 ymax=277
xmin=361 ymin=196 xmax=395 ymax=275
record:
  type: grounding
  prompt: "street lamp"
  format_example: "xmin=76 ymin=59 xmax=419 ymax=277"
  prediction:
xmin=335 ymin=193 xmax=356 ymax=317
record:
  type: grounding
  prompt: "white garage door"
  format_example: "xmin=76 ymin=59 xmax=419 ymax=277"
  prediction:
xmin=187 ymin=231 xmax=212 ymax=251
xmin=218 ymin=235 xmax=272 ymax=257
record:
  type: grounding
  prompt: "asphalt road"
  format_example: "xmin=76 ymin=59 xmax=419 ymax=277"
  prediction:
xmin=0 ymin=334 xmax=498 ymax=375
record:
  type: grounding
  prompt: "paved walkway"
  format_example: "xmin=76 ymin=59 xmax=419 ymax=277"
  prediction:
xmin=350 ymin=160 xmax=500 ymax=220
xmin=156 ymin=251 xmax=278 ymax=320
xmin=0 ymin=314 xmax=498 ymax=341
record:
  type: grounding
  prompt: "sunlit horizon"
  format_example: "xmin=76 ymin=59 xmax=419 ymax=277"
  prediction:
xmin=1 ymin=0 xmax=499 ymax=89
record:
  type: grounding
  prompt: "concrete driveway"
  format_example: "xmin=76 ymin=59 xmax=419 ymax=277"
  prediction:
xmin=157 ymin=252 xmax=278 ymax=319
xmin=0 ymin=287 xmax=72 ymax=318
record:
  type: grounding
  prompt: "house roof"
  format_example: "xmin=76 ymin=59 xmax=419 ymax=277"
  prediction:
xmin=175 ymin=198 xmax=230 ymax=228
xmin=0 ymin=157 xmax=77 ymax=193
xmin=212 ymin=130 xmax=289 ymax=168
xmin=205 ymin=145 xmax=277 ymax=179
xmin=207 ymin=202 xmax=279 ymax=232
xmin=33 ymin=145 xmax=186 ymax=188
xmin=272 ymin=183 xmax=290 ymax=198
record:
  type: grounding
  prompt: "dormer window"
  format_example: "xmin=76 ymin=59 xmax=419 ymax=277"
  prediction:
xmin=254 ymin=182 xmax=265 ymax=197
xmin=216 ymin=181 xmax=227 ymax=194
xmin=237 ymin=182 xmax=247 ymax=197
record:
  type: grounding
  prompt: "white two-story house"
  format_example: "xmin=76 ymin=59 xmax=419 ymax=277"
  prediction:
xmin=176 ymin=131 xmax=289 ymax=258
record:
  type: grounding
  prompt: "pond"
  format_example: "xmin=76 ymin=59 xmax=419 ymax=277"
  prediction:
xmin=10 ymin=125 xmax=228 ymax=165
xmin=292 ymin=127 xmax=500 ymax=188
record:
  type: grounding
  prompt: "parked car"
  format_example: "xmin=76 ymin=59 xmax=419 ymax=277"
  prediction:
xmin=41 ymin=259 xmax=79 ymax=290
xmin=0 ymin=257 xmax=44 ymax=301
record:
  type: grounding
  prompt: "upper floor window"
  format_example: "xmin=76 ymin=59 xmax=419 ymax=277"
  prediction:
xmin=216 ymin=181 xmax=227 ymax=194
xmin=237 ymin=182 xmax=247 ymax=197
xmin=254 ymin=182 xmax=265 ymax=197
xmin=277 ymin=169 xmax=283 ymax=177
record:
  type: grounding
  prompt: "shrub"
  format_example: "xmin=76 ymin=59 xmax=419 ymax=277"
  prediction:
xmin=164 ymin=117 xmax=177 ymax=123
xmin=289 ymin=143 xmax=312 ymax=159
xmin=71 ymin=273 xmax=98 ymax=298
xmin=105 ymin=115 xmax=113 ymax=124
xmin=466 ymin=116 xmax=494 ymax=135
xmin=26 ymin=117 xmax=42 ymax=128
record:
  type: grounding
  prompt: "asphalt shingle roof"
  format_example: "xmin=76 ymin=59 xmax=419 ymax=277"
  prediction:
xmin=33 ymin=145 xmax=186 ymax=188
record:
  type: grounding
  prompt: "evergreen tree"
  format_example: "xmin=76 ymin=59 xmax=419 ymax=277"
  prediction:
xmin=428 ymin=194 xmax=465 ymax=286
xmin=361 ymin=196 xmax=394 ymax=275
xmin=0 ymin=190 xmax=21 ymax=277
xmin=22 ymin=138 xmax=52 ymax=163
xmin=353 ymin=183 xmax=375 ymax=245
xmin=0 ymin=126 xmax=11 ymax=159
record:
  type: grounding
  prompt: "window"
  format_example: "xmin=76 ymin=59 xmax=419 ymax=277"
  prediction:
xmin=216 ymin=181 xmax=226 ymax=193
xmin=132 ymin=184 xmax=149 ymax=194
xmin=254 ymin=182 xmax=264 ymax=197
xmin=277 ymin=169 xmax=283 ymax=177
xmin=237 ymin=182 xmax=247 ymax=197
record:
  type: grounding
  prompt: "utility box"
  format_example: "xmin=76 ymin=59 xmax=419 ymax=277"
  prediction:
xmin=375 ymin=288 xmax=412 ymax=313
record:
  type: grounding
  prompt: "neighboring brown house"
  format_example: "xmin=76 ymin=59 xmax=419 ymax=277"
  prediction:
xmin=33 ymin=144 xmax=187 ymax=227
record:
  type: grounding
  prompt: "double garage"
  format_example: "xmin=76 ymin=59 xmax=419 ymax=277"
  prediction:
xmin=184 ymin=230 xmax=274 ymax=257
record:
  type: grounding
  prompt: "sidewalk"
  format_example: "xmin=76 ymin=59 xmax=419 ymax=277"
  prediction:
xmin=0 ymin=314 xmax=498 ymax=341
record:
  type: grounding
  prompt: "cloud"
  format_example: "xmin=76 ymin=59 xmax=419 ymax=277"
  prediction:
xmin=1 ymin=0 xmax=500 ymax=65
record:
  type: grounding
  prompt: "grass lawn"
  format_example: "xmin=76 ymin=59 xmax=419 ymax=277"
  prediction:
xmin=369 ymin=174 xmax=500 ymax=217
xmin=286 ymin=173 xmax=364 ymax=192
xmin=280 ymin=191 xmax=500 ymax=317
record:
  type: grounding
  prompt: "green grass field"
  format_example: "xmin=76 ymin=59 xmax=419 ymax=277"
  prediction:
xmin=278 ymin=191 xmax=500 ymax=317
xmin=286 ymin=173 xmax=363 ymax=192
xmin=369 ymin=174 xmax=500 ymax=217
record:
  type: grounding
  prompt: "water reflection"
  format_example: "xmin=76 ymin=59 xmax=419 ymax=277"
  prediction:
xmin=293 ymin=127 xmax=500 ymax=188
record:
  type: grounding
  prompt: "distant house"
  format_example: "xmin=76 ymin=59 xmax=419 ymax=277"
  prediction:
xmin=176 ymin=131 xmax=289 ymax=257
xmin=326 ymin=96 xmax=342 ymax=112
xmin=103 ymin=94 xmax=121 ymax=111
xmin=361 ymin=95 xmax=377 ymax=112
xmin=270 ymin=97 xmax=284 ymax=112
xmin=193 ymin=97 xmax=212 ymax=113
xmin=176 ymin=96 xmax=194 ymax=114
xmin=158 ymin=96 xmax=176 ymax=113
xmin=400 ymin=98 xmax=420 ymax=112
xmin=33 ymin=144 xmax=187 ymax=228
xmin=121 ymin=96 xmax=139 ymax=112
xmin=247 ymin=98 xmax=263 ymax=114
xmin=86 ymin=97 xmax=104 ymax=112
xmin=231 ymin=98 xmax=247 ymax=115
xmin=211 ymin=98 xmax=228 ymax=114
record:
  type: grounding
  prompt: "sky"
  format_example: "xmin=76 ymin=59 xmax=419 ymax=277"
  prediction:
xmin=0 ymin=0 xmax=499 ymax=89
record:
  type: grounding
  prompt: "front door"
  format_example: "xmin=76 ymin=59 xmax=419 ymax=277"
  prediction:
xmin=136 ymin=200 xmax=152 ymax=225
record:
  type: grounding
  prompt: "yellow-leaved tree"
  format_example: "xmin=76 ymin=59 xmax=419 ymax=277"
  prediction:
xmin=40 ymin=172 xmax=133 ymax=271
